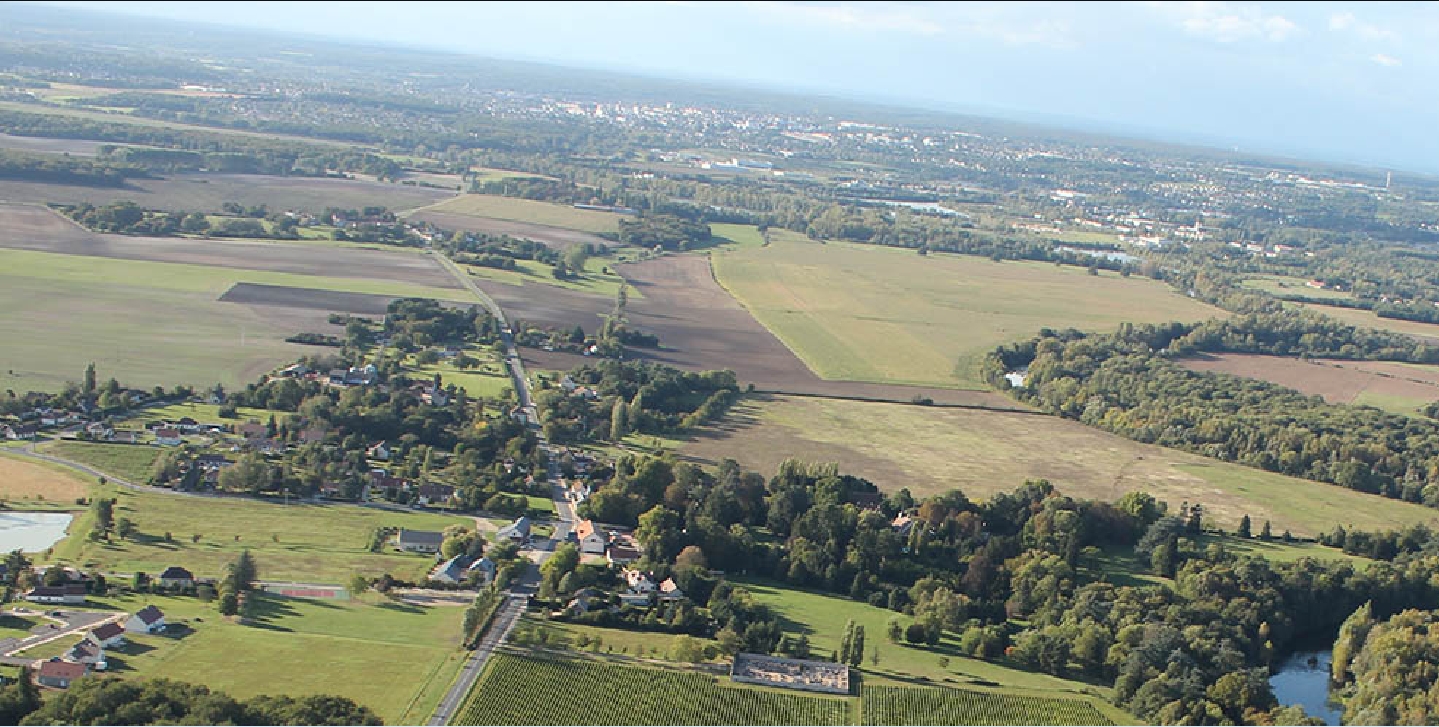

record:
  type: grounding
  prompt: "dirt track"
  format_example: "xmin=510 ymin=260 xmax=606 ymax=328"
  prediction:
xmin=409 ymin=210 xmax=613 ymax=250
xmin=0 ymin=204 xmax=461 ymax=289
xmin=487 ymin=253 xmax=1025 ymax=409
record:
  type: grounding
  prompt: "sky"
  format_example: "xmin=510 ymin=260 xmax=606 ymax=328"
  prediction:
xmin=36 ymin=1 xmax=1439 ymax=172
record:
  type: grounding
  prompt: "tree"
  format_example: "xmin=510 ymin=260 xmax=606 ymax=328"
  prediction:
xmin=674 ymin=545 xmax=707 ymax=569
xmin=228 ymin=550 xmax=258 ymax=592
xmin=1237 ymin=514 xmax=1252 ymax=538
xmin=636 ymin=505 xmax=682 ymax=564
xmin=850 ymin=624 xmax=866 ymax=667
xmin=887 ymin=618 xmax=903 ymax=643
xmin=1151 ymin=538 xmax=1178 ymax=578
xmin=348 ymin=574 xmax=369 ymax=599
xmin=92 ymin=497 xmax=114 ymax=536
xmin=116 ymin=517 xmax=136 ymax=541
xmin=610 ymin=399 xmax=629 ymax=441
xmin=1261 ymin=520 xmax=1273 ymax=540
xmin=0 ymin=666 xmax=39 ymax=725
xmin=82 ymin=362 xmax=96 ymax=397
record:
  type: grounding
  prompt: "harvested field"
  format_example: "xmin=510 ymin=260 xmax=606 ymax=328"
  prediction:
xmin=0 ymin=456 xmax=90 ymax=502
xmin=481 ymin=253 xmax=1021 ymax=408
xmin=0 ymin=204 xmax=460 ymax=289
xmin=0 ymin=172 xmax=452 ymax=213
xmin=1181 ymin=353 xmax=1439 ymax=415
xmin=676 ymin=394 xmax=1439 ymax=536
xmin=1300 ymin=302 xmax=1439 ymax=343
xmin=219 ymin=283 xmax=399 ymax=316
xmin=0 ymin=132 xmax=110 ymax=156
xmin=409 ymin=209 xmax=613 ymax=250
xmin=420 ymin=194 xmax=622 ymax=234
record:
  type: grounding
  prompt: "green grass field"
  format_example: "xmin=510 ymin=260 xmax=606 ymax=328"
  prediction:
xmin=680 ymin=396 xmax=1439 ymax=536
xmin=43 ymin=441 xmax=160 ymax=485
xmin=712 ymin=223 xmax=767 ymax=248
xmin=0 ymin=246 xmax=473 ymax=393
xmin=118 ymin=401 xmax=287 ymax=428
xmin=28 ymin=592 xmax=464 ymax=724
xmin=514 ymin=615 xmax=720 ymax=661
xmin=1299 ymin=301 xmax=1439 ymax=342
xmin=461 ymin=254 xmax=637 ymax=299
xmin=46 ymin=479 xmax=474 ymax=582
xmin=423 ymin=195 xmax=623 ymax=234
xmin=711 ymin=237 xmax=1221 ymax=388
xmin=455 ymin=653 xmax=854 ymax=726
xmin=1243 ymin=275 xmax=1354 ymax=301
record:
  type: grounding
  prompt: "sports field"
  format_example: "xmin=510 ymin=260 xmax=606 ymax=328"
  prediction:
xmin=420 ymin=194 xmax=623 ymax=234
xmin=680 ymin=395 xmax=1438 ymax=536
xmin=712 ymin=237 xmax=1221 ymax=388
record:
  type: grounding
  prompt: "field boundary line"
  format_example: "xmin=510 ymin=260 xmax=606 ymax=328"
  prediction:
xmin=751 ymin=389 xmax=1044 ymax=415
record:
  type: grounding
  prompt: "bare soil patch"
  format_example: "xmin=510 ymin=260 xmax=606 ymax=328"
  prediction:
xmin=218 ymin=283 xmax=400 ymax=316
xmin=485 ymin=252 xmax=1023 ymax=409
xmin=1181 ymin=353 xmax=1439 ymax=409
xmin=0 ymin=173 xmax=452 ymax=213
xmin=410 ymin=210 xmax=613 ymax=250
xmin=0 ymin=204 xmax=460 ymax=288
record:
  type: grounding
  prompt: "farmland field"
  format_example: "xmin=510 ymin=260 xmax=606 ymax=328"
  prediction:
xmin=679 ymin=395 xmax=1439 ymax=536
xmin=454 ymin=653 xmax=853 ymax=726
xmin=42 ymin=441 xmax=160 ymax=485
xmin=38 ymin=592 xmax=465 ymax=725
xmin=0 ymin=455 xmax=90 ymax=503
xmin=1242 ymin=274 xmax=1354 ymax=301
xmin=0 ymin=132 xmax=111 ymax=155
xmin=480 ymin=252 xmax=1021 ymax=409
xmin=460 ymin=254 xmax=635 ymax=298
xmin=0 ymin=232 xmax=473 ymax=392
xmin=1181 ymin=353 xmax=1439 ymax=415
xmin=1300 ymin=301 xmax=1439 ymax=342
xmin=46 ymin=480 xmax=474 ymax=582
xmin=861 ymin=686 xmax=1112 ymax=726
xmin=419 ymin=194 xmax=623 ymax=234
xmin=712 ymin=236 xmax=1221 ymax=389
xmin=0 ymin=172 xmax=451 ymax=213
xmin=409 ymin=209 xmax=615 ymax=250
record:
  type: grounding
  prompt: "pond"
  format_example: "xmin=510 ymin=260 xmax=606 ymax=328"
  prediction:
xmin=0 ymin=511 xmax=74 ymax=552
xmin=1269 ymin=647 xmax=1344 ymax=725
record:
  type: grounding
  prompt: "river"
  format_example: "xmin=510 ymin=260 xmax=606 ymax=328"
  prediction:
xmin=1269 ymin=647 xmax=1344 ymax=725
xmin=0 ymin=511 xmax=74 ymax=552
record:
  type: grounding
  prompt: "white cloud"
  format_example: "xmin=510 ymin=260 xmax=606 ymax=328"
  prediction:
xmin=1149 ymin=1 xmax=1300 ymax=43
xmin=1371 ymin=53 xmax=1403 ymax=67
xmin=1330 ymin=11 xmax=1398 ymax=42
xmin=740 ymin=2 xmax=1075 ymax=46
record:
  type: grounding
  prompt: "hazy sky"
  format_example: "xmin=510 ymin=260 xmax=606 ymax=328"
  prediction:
xmin=39 ymin=1 xmax=1439 ymax=172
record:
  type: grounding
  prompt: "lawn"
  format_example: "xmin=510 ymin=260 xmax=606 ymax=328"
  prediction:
xmin=30 ymin=592 xmax=465 ymax=725
xmin=404 ymin=345 xmax=515 ymax=401
xmin=679 ymin=395 xmax=1439 ymax=537
xmin=461 ymin=254 xmax=636 ymax=299
xmin=41 ymin=441 xmax=159 ymax=485
xmin=421 ymin=195 xmax=623 ymax=234
xmin=0 ymin=613 xmax=38 ymax=639
xmin=712 ymin=223 xmax=767 ymax=249
xmin=1243 ymin=275 xmax=1354 ymax=302
xmin=47 ymin=483 xmax=476 ymax=583
xmin=733 ymin=578 xmax=1126 ymax=722
xmin=711 ymin=237 xmax=1221 ymax=388
xmin=514 ymin=615 xmax=720 ymax=661
xmin=0 ymin=246 xmax=474 ymax=393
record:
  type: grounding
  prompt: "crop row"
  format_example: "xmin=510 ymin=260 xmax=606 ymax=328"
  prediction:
xmin=860 ymin=685 xmax=1112 ymax=726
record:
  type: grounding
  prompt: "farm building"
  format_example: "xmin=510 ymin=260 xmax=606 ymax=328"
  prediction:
xmin=397 ymin=529 xmax=444 ymax=554
xmin=36 ymin=659 xmax=89 ymax=689
xmin=428 ymin=555 xmax=473 ymax=584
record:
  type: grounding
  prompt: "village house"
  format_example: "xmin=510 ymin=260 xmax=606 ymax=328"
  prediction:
xmin=367 ymin=442 xmax=391 ymax=461
xmin=62 ymin=642 xmax=106 ymax=670
xmin=428 ymin=554 xmax=473 ymax=584
xmin=156 ymin=566 xmax=194 ymax=589
xmin=125 ymin=605 xmax=166 ymax=634
xmin=470 ymin=557 xmax=496 ymax=585
xmin=496 ymin=516 xmax=531 ymax=544
xmin=623 ymin=568 xmax=656 ymax=593
xmin=891 ymin=514 xmax=915 ymax=537
xmin=2 ymin=423 xmax=38 ymax=440
xmin=85 ymin=622 xmax=126 ymax=649
xmin=574 ymin=520 xmax=608 ymax=555
xmin=298 ymin=428 xmax=328 ymax=444
xmin=84 ymin=422 xmax=113 ymax=440
xmin=236 ymin=422 xmax=268 ymax=439
xmin=26 ymin=585 xmax=87 ymax=605
xmin=607 ymin=534 xmax=641 ymax=565
xmin=36 ymin=659 xmax=89 ymax=689
xmin=659 ymin=577 xmax=686 ymax=601
xmin=154 ymin=428 xmax=183 ymax=446
xmin=397 ymin=529 xmax=444 ymax=554
xmin=416 ymin=483 xmax=455 ymax=507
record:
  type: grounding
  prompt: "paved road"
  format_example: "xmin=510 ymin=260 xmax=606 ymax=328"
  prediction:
xmin=428 ymin=593 xmax=527 ymax=726
xmin=0 ymin=608 xmax=124 ymax=662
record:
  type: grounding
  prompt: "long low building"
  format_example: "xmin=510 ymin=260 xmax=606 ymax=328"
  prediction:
xmin=731 ymin=653 xmax=850 ymax=695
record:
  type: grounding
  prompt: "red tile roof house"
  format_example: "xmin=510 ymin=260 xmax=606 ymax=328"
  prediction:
xmin=37 ymin=659 xmax=89 ymax=689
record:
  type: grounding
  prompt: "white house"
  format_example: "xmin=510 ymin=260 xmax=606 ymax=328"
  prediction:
xmin=623 ymin=568 xmax=656 ymax=594
xmin=574 ymin=519 xmax=608 ymax=555
xmin=125 ymin=605 xmax=166 ymax=634
xmin=85 ymin=622 xmax=126 ymax=649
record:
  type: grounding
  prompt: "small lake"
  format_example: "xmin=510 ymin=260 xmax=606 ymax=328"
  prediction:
xmin=1270 ymin=648 xmax=1344 ymax=725
xmin=0 ymin=512 xmax=74 ymax=552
